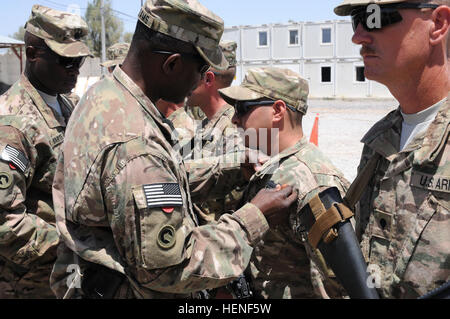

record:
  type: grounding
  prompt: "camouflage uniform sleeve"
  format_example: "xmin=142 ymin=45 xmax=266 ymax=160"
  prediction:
xmin=184 ymin=150 xmax=245 ymax=201
xmin=0 ymin=126 xmax=59 ymax=267
xmin=104 ymin=148 xmax=268 ymax=294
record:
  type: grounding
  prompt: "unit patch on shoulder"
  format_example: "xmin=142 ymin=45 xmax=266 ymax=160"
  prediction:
xmin=0 ymin=171 xmax=12 ymax=189
xmin=143 ymin=183 xmax=183 ymax=208
xmin=1 ymin=145 xmax=29 ymax=173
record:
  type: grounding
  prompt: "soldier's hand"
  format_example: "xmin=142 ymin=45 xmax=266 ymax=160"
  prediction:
xmin=250 ymin=185 xmax=297 ymax=226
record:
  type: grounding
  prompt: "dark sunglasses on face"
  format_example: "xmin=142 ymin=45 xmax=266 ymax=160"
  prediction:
xmin=351 ymin=2 xmax=439 ymax=32
xmin=234 ymin=100 xmax=299 ymax=116
xmin=152 ymin=50 xmax=210 ymax=75
xmin=32 ymin=46 xmax=87 ymax=69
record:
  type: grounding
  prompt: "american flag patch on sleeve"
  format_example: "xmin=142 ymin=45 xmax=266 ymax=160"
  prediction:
xmin=143 ymin=183 xmax=183 ymax=208
xmin=1 ymin=145 xmax=29 ymax=173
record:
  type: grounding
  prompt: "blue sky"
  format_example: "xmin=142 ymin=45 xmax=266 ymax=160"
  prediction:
xmin=3 ymin=0 xmax=347 ymax=38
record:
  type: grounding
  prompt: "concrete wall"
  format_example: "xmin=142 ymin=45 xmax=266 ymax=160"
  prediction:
xmin=0 ymin=50 xmax=25 ymax=85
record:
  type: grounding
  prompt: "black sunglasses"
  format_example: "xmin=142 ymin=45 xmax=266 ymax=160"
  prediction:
xmin=234 ymin=100 xmax=299 ymax=116
xmin=152 ymin=50 xmax=210 ymax=75
xmin=351 ymin=3 xmax=439 ymax=32
xmin=33 ymin=46 xmax=87 ymax=69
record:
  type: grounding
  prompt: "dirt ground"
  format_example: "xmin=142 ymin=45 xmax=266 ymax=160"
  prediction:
xmin=302 ymin=98 xmax=399 ymax=182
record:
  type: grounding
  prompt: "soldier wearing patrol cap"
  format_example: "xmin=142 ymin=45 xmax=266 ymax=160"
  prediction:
xmin=50 ymin=0 xmax=297 ymax=299
xmin=334 ymin=0 xmax=450 ymax=298
xmin=101 ymin=42 xmax=130 ymax=73
xmin=169 ymin=40 xmax=246 ymax=225
xmin=219 ymin=67 xmax=362 ymax=299
xmin=0 ymin=4 xmax=91 ymax=298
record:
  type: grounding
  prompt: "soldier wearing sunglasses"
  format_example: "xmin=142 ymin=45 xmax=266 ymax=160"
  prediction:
xmin=0 ymin=5 xmax=91 ymax=298
xmin=216 ymin=67 xmax=384 ymax=299
xmin=334 ymin=0 xmax=450 ymax=298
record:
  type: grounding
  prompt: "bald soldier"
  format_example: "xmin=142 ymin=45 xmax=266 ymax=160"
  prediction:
xmin=0 ymin=5 xmax=91 ymax=298
xmin=219 ymin=67 xmax=351 ymax=298
xmin=50 ymin=0 xmax=296 ymax=299
xmin=334 ymin=0 xmax=450 ymax=298
xmin=101 ymin=42 xmax=130 ymax=74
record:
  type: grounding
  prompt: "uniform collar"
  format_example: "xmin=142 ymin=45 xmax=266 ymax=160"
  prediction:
xmin=207 ymin=103 xmax=234 ymax=127
xmin=412 ymin=95 xmax=449 ymax=166
xmin=19 ymin=74 xmax=70 ymax=128
xmin=361 ymin=108 xmax=402 ymax=160
xmin=252 ymin=136 xmax=309 ymax=180
xmin=361 ymin=95 xmax=449 ymax=166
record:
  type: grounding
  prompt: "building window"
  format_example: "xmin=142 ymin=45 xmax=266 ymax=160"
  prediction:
xmin=321 ymin=66 xmax=332 ymax=83
xmin=356 ymin=66 xmax=366 ymax=82
xmin=321 ymin=28 xmax=332 ymax=44
xmin=289 ymin=30 xmax=299 ymax=45
xmin=258 ymin=31 xmax=268 ymax=47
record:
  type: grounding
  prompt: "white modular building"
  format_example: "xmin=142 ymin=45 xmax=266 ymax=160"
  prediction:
xmin=223 ymin=20 xmax=393 ymax=99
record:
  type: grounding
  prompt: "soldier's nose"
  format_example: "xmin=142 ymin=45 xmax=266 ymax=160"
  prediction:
xmin=352 ymin=23 xmax=372 ymax=46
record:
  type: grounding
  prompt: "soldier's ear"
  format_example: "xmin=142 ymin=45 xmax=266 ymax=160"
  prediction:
xmin=272 ymin=100 xmax=286 ymax=123
xmin=430 ymin=5 xmax=450 ymax=48
xmin=26 ymin=46 xmax=39 ymax=63
xmin=204 ymin=71 xmax=215 ymax=87
xmin=161 ymin=53 xmax=183 ymax=75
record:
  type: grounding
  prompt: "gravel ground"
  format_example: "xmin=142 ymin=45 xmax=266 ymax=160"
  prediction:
xmin=302 ymin=98 xmax=399 ymax=182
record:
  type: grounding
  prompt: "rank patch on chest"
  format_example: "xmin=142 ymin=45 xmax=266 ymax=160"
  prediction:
xmin=143 ymin=183 xmax=183 ymax=208
xmin=411 ymin=171 xmax=450 ymax=193
xmin=1 ymin=145 xmax=29 ymax=173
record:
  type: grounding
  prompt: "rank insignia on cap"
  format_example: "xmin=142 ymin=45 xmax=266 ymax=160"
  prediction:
xmin=143 ymin=183 xmax=183 ymax=208
xmin=1 ymin=145 xmax=29 ymax=174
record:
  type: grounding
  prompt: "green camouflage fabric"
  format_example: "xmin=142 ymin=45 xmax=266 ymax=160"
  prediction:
xmin=219 ymin=67 xmax=309 ymax=115
xmin=334 ymin=0 xmax=406 ymax=16
xmin=25 ymin=4 xmax=91 ymax=58
xmin=185 ymin=104 xmax=247 ymax=224
xmin=64 ymin=92 xmax=80 ymax=106
xmin=168 ymin=105 xmax=199 ymax=148
xmin=138 ymin=0 xmax=228 ymax=70
xmin=101 ymin=43 xmax=130 ymax=68
xmin=242 ymin=137 xmax=350 ymax=299
xmin=220 ymin=40 xmax=237 ymax=68
xmin=188 ymin=105 xmax=207 ymax=121
xmin=0 ymin=74 xmax=75 ymax=298
xmin=50 ymin=67 xmax=271 ymax=299
xmin=355 ymin=95 xmax=450 ymax=299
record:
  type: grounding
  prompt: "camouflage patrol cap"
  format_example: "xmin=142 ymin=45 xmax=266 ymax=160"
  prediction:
xmin=138 ymin=0 xmax=229 ymax=70
xmin=219 ymin=67 xmax=310 ymax=115
xmin=334 ymin=0 xmax=406 ymax=16
xmin=220 ymin=40 xmax=237 ymax=68
xmin=100 ymin=43 xmax=130 ymax=68
xmin=25 ymin=4 xmax=92 ymax=58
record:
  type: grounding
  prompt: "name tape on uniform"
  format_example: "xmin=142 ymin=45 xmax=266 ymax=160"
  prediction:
xmin=143 ymin=183 xmax=183 ymax=208
xmin=411 ymin=171 xmax=450 ymax=193
xmin=1 ymin=145 xmax=29 ymax=173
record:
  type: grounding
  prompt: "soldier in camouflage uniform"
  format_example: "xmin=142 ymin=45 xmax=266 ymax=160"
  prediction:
xmin=334 ymin=0 xmax=449 ymax=298
xmin=219 ymin=67 xmax=350 ymax=299
xmin=0 ymin=5 xmax=91 ymax=298
xmin=171 ymin=40 xmax=246 ymax=223
xmin=101 ymin=42 xmax=130 ymax=74
xmin=50 ymin=0 xmax=296 ymax=299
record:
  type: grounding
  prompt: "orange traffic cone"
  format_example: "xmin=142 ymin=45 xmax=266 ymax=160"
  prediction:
xmin=310 ymin=114 xmax=319 ymax=146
